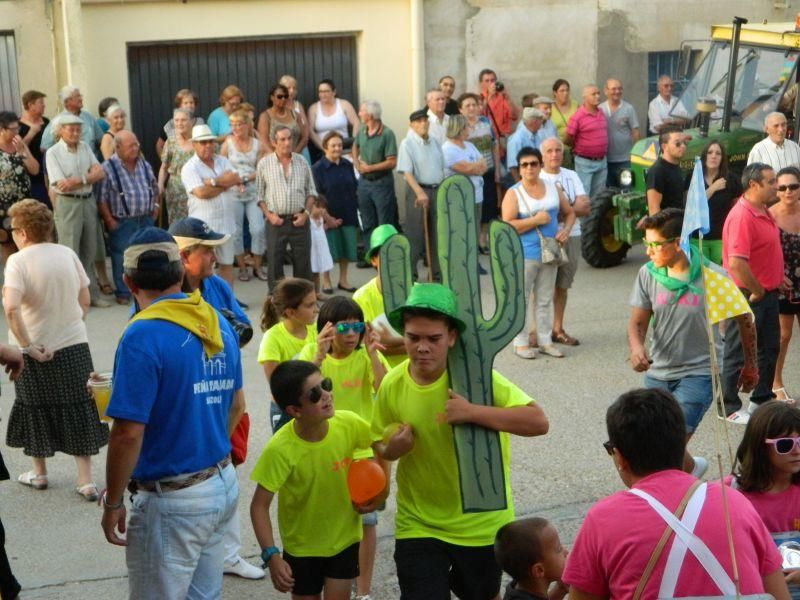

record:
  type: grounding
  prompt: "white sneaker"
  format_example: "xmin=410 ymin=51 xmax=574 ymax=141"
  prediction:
xmin=726 ymin=409 xmax=751 ymax=425
xmin=691 ymin=456 xmax=708 ymax=478
xmin=224 ymin=557 xmax=265 ymax=579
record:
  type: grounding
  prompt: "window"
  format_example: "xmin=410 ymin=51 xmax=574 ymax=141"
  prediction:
xmin=0 ymin=32 xmax=20 ymax=114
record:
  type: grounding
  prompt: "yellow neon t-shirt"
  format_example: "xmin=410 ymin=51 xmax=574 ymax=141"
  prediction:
xmin=256 ymin=321 xmax=317 ymax=364
xmin=353 ymin=277 xmax=406 ymax=368
xmin=250 ymin=410 xmax=373 ymax=557
xmin=371 ymin=363 xmax=533 ymax=546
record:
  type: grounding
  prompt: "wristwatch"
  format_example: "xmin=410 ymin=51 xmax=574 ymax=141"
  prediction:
xmin=261 ymin=546 xmax=281 ymax=567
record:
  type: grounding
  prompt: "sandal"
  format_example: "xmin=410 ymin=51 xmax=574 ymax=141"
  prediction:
xmin=552 ymin=331 xmax=580 ymax=346
xmin=99 ymin=283 xmax=114 ymax=295
xmin=18 ymin=471 xmax=48 ymax=490
xmin=253 ymin=269 xmax=269 ymax=282
xmin=773 ymin=387 xmax=796 ymax=404
xmin=513 ymin=346 xmax=537 ymax=359
xmin=76 ymin=483 xmax=99 ymax=502
xmin=238 ymin=269 xmax=251 ymax=282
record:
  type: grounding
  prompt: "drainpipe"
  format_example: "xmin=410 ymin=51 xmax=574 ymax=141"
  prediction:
xmin=61 ymin=0 xmax=73 ymax=84
xmin=410 ymin=0 xmax=425 ymax=107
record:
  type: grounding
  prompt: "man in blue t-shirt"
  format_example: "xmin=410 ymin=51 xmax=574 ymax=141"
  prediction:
xmin=100 ymin=227 xmax=245 ymax=598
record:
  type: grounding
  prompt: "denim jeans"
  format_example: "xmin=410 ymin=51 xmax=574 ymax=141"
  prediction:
xmin=722 ymin=290 xmax=780 ymax=415
xmin=644 ymin=374 xmax=712 ymax=433
xmin=232 ymin=198 xmax=265 ymax=256
xmin=109 ymin=215 xmax=154 ymax=299
xmin=574 ymin=155 xmax=608 ymax=199
xmin=126 ymin=463 xmax=239 ymax=600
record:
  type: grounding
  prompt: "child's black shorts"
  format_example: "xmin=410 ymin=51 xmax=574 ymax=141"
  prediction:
xmin=284 ymin=542 xmax=360 ymax=596
xmin=394 ymin=537 xmax=502 ymax=600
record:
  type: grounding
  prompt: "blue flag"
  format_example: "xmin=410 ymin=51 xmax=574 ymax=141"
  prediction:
xmin=680 ymin=156 xmax=710 ymax=255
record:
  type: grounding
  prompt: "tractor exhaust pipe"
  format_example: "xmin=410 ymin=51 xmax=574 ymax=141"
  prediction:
xmin=721 ymin=16 xmax=748 ymax=132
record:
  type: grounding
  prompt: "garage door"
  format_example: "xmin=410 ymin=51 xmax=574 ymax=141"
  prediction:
xmin=127 ymin=34 xmax=358 ymax=165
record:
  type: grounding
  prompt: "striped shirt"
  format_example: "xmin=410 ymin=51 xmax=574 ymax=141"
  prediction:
xmin=747 ymin=137 xmax=800 ymax=172
xmin=256 ymin=153 xmax=317 ymax=215
xmin=99 ymin=155 xmax=157 ymax=218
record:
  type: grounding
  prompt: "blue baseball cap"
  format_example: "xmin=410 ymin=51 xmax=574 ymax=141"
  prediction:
xmin=169 ymin=217 xmax=230 ymax=250
xmin=123 ymin=227 xmax=181 ymax=271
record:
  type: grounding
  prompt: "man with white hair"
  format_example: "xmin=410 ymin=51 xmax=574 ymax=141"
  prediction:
xmin=426 ymin=89 xmax=450 ymax=145
xmin=352 ymin=99 xmax=398 ymax=249
xmin=747 ymin=112 xmax=800 ymax=171
xmin=647 ymin=75 xmax=689 ymax=134
xmin=40 ymin=86 xmax=104 ymax=153
xmin=506 ymin=107 xmax=545 ymax=181
xmin=45 ymin=114 xmax=108 ymax=307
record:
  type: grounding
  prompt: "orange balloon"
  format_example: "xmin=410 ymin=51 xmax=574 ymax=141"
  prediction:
xmin=346 ymin=459 xmax=386 ymax=504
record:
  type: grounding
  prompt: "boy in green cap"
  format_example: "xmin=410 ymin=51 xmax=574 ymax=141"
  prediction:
xmin=371 ymin=282 xmax=549 ymax=600
xmin=353 ymin=224 xmax=407 ymax=367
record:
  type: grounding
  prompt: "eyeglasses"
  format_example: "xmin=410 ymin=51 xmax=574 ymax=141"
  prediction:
xmin=765 ymin=436 xmax=800 ymax=454
xmin=275 ymin=95 xmax=288 ymax=100
xmin=778 ymin=183 xmax=800 ymax=192
xmin=643 ymin=238 xmax=677 ymax=250
xmin=519 ymin=161 xmax=540 ymax=169
xmin=305 ymin=377 xmax=333 ymax=404
xmin=336 ymin=322 xmax=365 ymax=334
xmin=603 ymin=441 xmax=615 ymax=455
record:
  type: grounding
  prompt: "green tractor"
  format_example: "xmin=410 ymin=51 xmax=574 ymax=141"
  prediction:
xmin=582 ymin=16 xmax=800 ymax=268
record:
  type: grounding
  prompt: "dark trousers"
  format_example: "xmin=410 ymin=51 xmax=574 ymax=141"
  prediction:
xmin=266 ymin=218 xmax=312 ymax=291
xmin=109 ymin=215 xmax=154 ymax=299
xmin=722 ymin=290 xmax=780 ymax=415
xmin=0 ymin=516 xmax=20 ymax=600
xmin=404 ymin=185 xmax=439 ymax=280
xmin=357 ymin=175 xmax=398 ymax=242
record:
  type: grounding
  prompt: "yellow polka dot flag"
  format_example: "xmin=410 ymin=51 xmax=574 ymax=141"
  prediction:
xmin=702 ymin=266 xmax=753 ymax=324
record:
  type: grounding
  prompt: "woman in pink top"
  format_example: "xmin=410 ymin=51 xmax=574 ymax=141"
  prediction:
xmin=734 ymin=401 xmax=800 ymax=593
xmin=563 ymin=387 xmax=788 ymax=600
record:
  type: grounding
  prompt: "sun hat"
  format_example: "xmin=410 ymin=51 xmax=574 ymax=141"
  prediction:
xmin=388 ymin=283 xmax=467 ymax=333
xmin=169 ymin=217 xmax=230 ymax=250
xmin=191 ymin=124 xmax=216 ymax=142
xmin=365 ymin=224 xmax=399 ymax=260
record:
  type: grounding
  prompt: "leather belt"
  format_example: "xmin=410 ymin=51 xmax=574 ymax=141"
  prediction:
xmin=575 ymin=154 xmax=605 ymax=161
xmin=129 ymin=455 xmax=231 ymax=494
xmin=420 ymin=183 xmax=440 ymax=190
xmin=59 ymin=192 xmax=93 ymax=199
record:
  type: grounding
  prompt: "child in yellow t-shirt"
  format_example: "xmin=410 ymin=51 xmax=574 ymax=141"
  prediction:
xmin=257 ymin=278 xmax=319 ymax=432
xmin=250 ymin=360 xmax=394 ymax=600
xmin=299 ymin=296 xmax=389 ymax=600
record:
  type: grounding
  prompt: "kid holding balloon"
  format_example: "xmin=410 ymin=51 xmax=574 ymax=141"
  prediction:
xmin=258 ymin=278 xmax=319 ymax=432
xmin=250 ymin=360 xmax=395 ymax=600
xmin=299 ymin=296 xmax=389 ymax=600
xmin=733 ymin=401 xmax=800 ymax=596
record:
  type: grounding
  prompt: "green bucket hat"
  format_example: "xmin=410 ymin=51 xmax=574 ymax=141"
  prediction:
xmin=388 ymin=283 xmax=467 ymax=333
xmin=364 ymin=224 xmax=399 ymax=260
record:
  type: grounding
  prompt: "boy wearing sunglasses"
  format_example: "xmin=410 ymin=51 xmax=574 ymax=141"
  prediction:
xmin=250 ymin=360 xmax=395 ymax=600
xmin=372 ymin=283 xmax=549 ymax=600
xmin=628 ymin=208 xmax=758 ymax=476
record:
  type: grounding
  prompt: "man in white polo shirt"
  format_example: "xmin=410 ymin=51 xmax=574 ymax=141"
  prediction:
xmin=747 ymin=111 xmax=800 ymax=172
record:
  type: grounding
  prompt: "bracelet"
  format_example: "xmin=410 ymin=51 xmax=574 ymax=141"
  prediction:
xmin=102 ymin=490 xmax=124 ymax=510
xmin=19 ymin=345 xmax=31 ymax=355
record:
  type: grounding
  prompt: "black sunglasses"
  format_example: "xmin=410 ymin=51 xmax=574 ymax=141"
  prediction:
xmin=778 ymin=183 xmax=800 ymax=192
xmin=603 ymin=441 xmax=615 ymax=456
xmin=305 ymin=377 xmax=333 ymax=403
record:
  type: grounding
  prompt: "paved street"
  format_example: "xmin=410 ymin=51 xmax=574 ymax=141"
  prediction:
xmin=2 ymin=245 xmax=795 ymax=599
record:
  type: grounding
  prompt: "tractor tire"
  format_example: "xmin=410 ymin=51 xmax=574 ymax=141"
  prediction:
xmin=581 ymin=187 xmax=631 ymax=268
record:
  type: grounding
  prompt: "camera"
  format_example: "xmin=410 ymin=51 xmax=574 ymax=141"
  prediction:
xmin=495 ymin=81 xmax=505 ymax=92
xmin=219 ymin=308 xmax=253 ymax=347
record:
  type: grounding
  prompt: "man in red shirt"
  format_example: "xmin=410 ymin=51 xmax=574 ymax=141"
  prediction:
xmin=564 ymin=85 xmax=608 ymax=199
xmin=722 ymin=162 xmax=786 ymax=423
xmin=478 ymin=68 xmax=520 ymax=145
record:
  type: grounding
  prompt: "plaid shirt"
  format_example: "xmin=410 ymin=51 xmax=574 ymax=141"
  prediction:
xmin=99 ymin=154 xmax=157 ymax=218
xmin=256 ymin=152 xmax=317 ymax=215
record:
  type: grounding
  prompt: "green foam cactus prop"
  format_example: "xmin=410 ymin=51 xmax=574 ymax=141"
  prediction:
xmin=380 ymin=174 xmax=525 ymax=512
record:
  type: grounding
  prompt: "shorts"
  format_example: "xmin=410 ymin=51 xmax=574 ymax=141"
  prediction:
xmin=326 ymin=225 xmax=358 ymax=262
xmin=362 ymin=510 xmax=378 ymax=527
xmin=394 ymin=537 xmax=502 ymax=600
xmin=555 ymin=236 xmax=581 ymax=289
xmin=779 ymin=297 xmax=800 ymax=315
xmin=644 ymin=373 xmax=712 ymax=433
xmin=214 ymin=238 xmax=235 ymax=266
xmin=284 ymin=542 xmax=360 ymax=596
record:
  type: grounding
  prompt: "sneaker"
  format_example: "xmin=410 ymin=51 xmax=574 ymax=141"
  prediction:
xmin=539 ymin=344 xmax=565 ymax=358
xmin=690 ymin=456 xmax=708 ymax=478
xmin=513 ymin=346 xmax=537 ymax=359
xmin=90 ymin=298 xmax=112 ymax=308
xmin=478 ymin=264 xmax=488 ymax=275
xmin=224 ymin=557 xmax=265 ymax=579
xmin=726 ymin=409 xmax=751 ymax=425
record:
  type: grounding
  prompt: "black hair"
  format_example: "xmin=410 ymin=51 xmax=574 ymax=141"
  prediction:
xmin=606 ymin=388 xmax=685 ymax=476
xmin=317 ymin=297 xmax=365 ymax=350
xmin=260 ymin=278 xmax=315 ymax=331
xmin=734 ymin=402 xmax=800 ymax=492
xmin=400 ymin=307 xmax=459 ymax=332
xmin=777 ymin=166 xmax=800 ymax=183
xmin=266 ymin=84 xmax=289 ymax=109
xmin=311 ymin=195 xmax=328 ymax=210
xmin=478 ymin=69 xmax=497 ymax=82
xmin=700 ymin=139 xmax=730 ymax=180
xmin=658 ymin=126 xmax=683 ymax=147
xmin=552 ymin=79 xmax=570 ymax=93
xmin=494 ymin=517 xmax=551 ymax=584
xmin=317 ymin=79 xmax=337 ymax=93
xmin=270 ymin=360 xmax=320 ymax=410
xmin=0 ymin=111 xmax=19 ymax=129
xmin=640 ymin=208 xmax=684 ymax=239
xmin=742 ymin=162 xmax=774 ymax=190
xmin=123 ymin=256 xmax=183 ymax=291
xmin=516 ymin=146 xmax=542 ymax=166
xmin=98 ymin=97 xmax=119 ymax=117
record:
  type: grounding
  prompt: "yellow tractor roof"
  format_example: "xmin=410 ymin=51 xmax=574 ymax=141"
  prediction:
xmin=711 ymin=21 xmax=800 ymax=49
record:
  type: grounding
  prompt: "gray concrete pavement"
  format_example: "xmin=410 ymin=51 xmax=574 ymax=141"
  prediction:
xmin=2 ymin=245 xmax=795 ymax=599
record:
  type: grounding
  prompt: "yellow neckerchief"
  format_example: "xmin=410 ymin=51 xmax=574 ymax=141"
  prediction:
xmin=129 ymin=290 xmax=223 ymax=358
